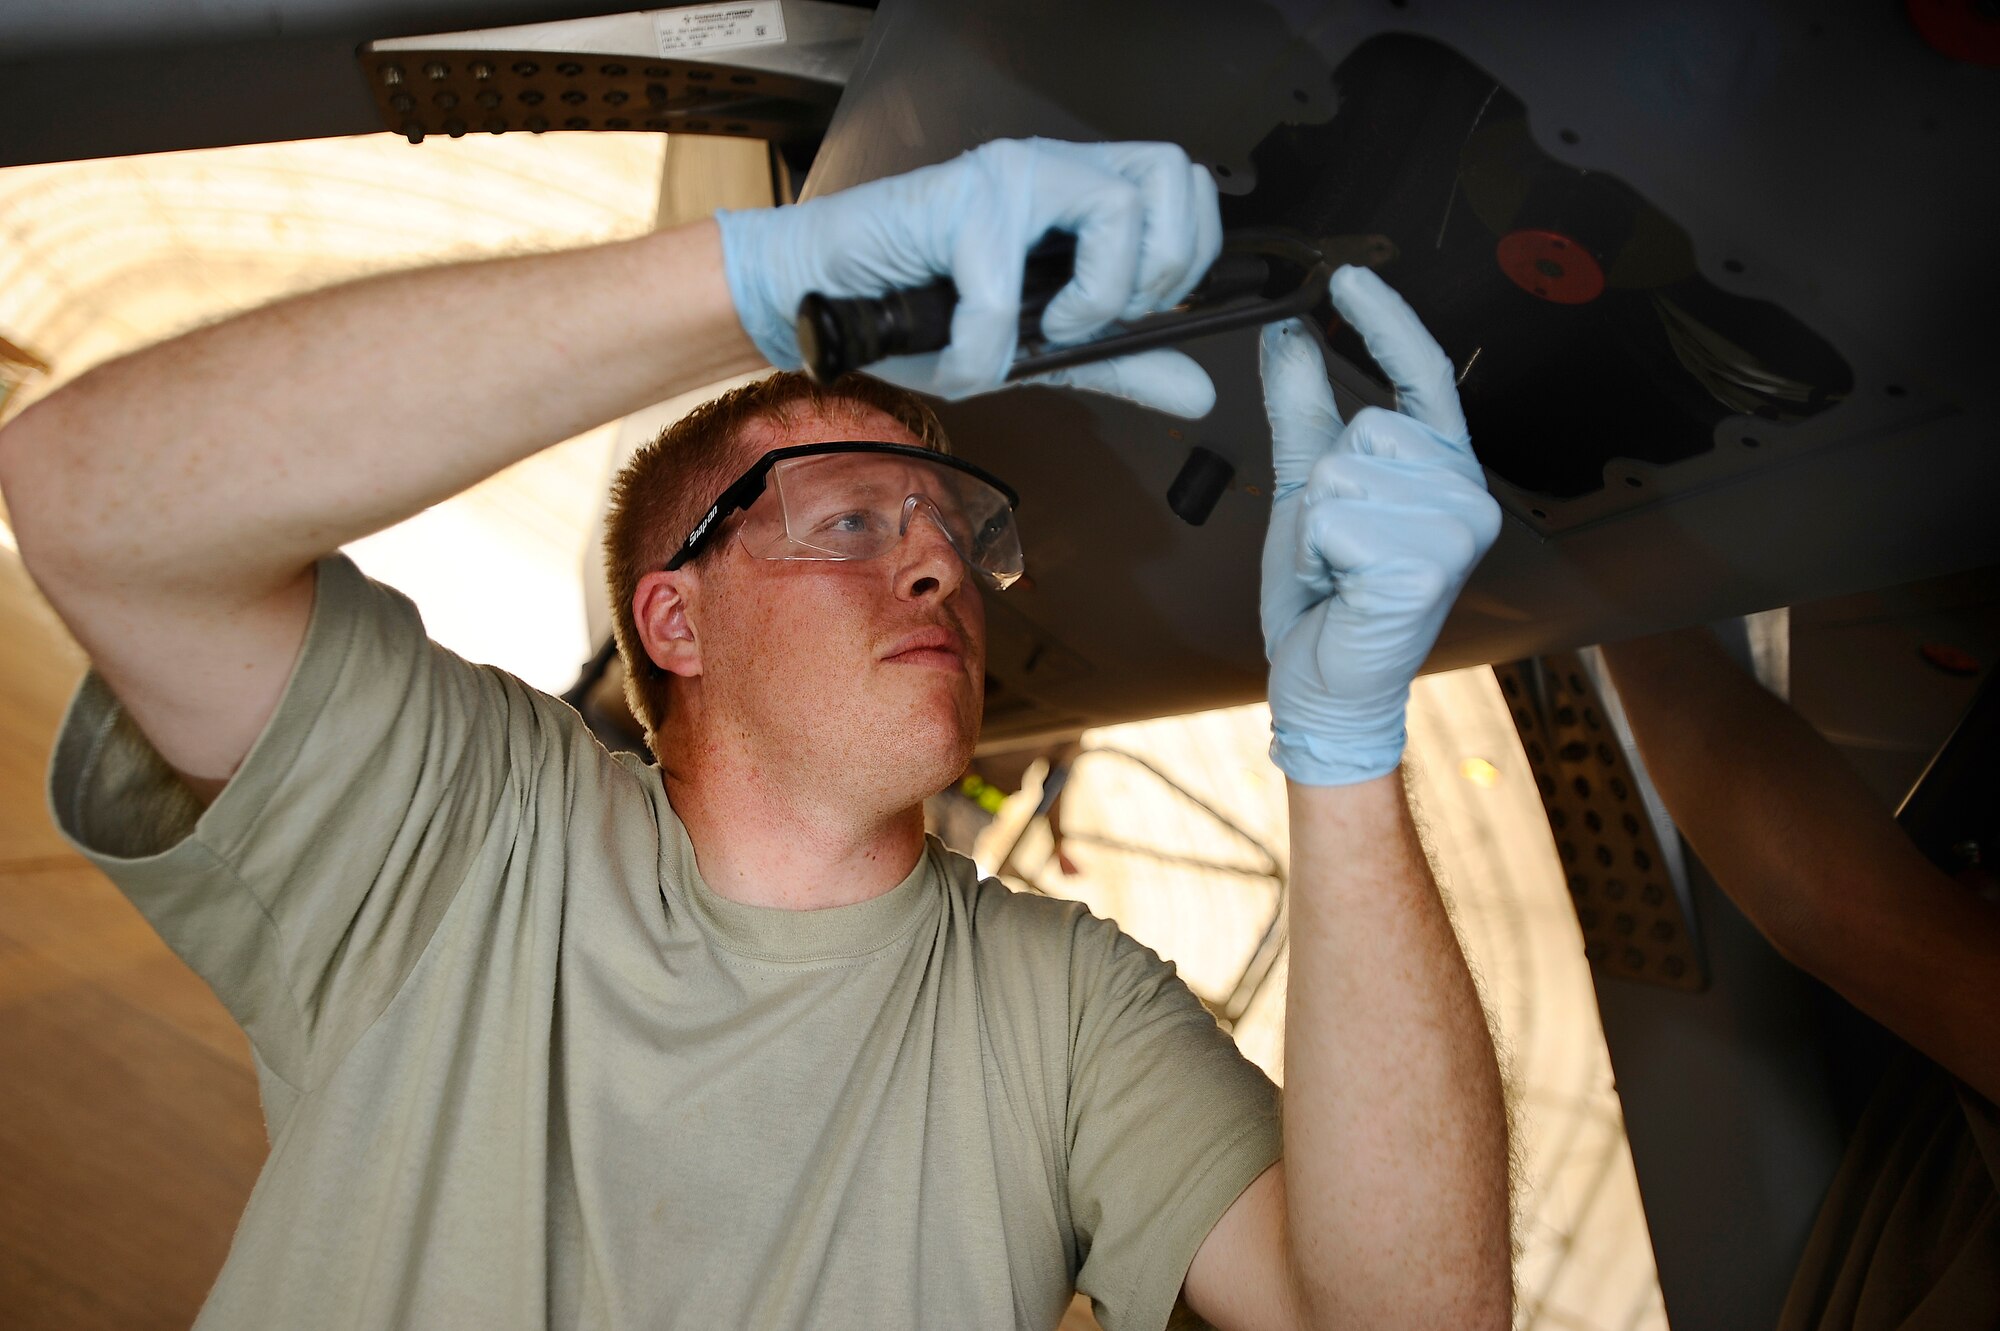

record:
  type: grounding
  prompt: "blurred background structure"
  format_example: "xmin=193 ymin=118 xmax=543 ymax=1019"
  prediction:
xmin=0 ymin=133 xmax=1660 ymax=1330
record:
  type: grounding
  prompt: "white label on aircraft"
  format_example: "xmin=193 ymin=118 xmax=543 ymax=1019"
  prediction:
xmin=654 ymin=2 xmax=788 ymax=54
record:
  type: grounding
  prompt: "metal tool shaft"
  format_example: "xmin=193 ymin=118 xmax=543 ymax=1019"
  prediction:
xmin=797 ymin=230 xmax=1395 ymax=384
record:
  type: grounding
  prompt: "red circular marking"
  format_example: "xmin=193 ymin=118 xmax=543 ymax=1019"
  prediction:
xmin=1496 ymin=229 xmax=1605 ymax=304
xmin=1920 ymin=642 xmax=1982 ymax=676
xmin=1906 ymin=0 xmax=2000 ymax=68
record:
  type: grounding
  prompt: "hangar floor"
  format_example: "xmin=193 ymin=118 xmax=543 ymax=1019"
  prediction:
xmin=0 ymin=134 xmax=1662 ymax=1329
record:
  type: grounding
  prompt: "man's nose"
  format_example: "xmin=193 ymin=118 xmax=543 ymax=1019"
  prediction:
xmin=894 ymin=498 xmax=967 ymax=600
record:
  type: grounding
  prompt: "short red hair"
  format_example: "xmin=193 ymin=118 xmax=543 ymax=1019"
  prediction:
xmin=601 ymin=371 xmax=950 ymax=750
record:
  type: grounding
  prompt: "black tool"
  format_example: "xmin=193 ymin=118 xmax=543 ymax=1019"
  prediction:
xmin=797 ymin=229 xmax=1397 ymax=385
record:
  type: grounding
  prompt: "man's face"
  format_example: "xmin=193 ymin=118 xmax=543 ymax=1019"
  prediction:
xmin=676 ymin=404 xmax=990 ymax=810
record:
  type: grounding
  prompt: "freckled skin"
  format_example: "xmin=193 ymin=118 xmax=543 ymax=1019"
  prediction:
xmin=697 ymin=465 xmax=987 ymax=814
xmin=636 ymin=404 xmax=990 ymax=908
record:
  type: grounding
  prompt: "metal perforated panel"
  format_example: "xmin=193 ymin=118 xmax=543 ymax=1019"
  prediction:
xmin=359 ymin=47 xmax=831 ymax=141
xmin=1497 ymin=653 xmax=1706 ymax=990
xmin=358 ymin=3 xmax=869 ymax=144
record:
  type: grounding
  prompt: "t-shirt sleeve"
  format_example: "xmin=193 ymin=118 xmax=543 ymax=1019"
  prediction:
xmin=46 ymin=553 xmax=543 ymax=1092
xmin=1065 ymin=907 xmax=1283 ymax=1331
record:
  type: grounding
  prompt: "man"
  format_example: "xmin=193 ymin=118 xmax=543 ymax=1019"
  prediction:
xmin=0 ymin=138 xmax=1509 ymax=1328
xmin=1601 ymin=629 xmax=1999 ymax=1329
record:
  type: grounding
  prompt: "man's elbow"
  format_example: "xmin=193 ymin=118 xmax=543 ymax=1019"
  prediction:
xmin=0 ymin=402 xmax=51 ymax=557
xmin=0 ymin=394 xmax=98 ymax=589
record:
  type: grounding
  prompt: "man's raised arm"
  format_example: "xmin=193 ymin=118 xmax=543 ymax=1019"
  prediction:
xmin=1185 ymin=273 xmax=1511 ymax=1331
xmin=0 ymin=138 xmax=1224 ymax=801
xmin=1600 ymin=628 xmax=2000 ymax=1103
xmin=0 ymin=219 xmax=758 ymax=798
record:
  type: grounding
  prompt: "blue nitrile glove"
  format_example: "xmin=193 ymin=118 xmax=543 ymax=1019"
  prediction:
xmin=1259 ymin=268 xmax=1503 ymax=786
xmin=715 ymin=138 xmax=1222 ymax=416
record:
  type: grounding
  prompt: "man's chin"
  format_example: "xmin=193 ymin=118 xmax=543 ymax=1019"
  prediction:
xmin=856 ymin=676 xmax=981 ymax=800
xmin=885 ymin=672 xmax=980 ymax=735
xmin=894 ymin=719 xmax=980 ymax=805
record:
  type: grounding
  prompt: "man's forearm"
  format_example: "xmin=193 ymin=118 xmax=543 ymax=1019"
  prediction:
xmin=1281 ymin=774 xmax=1511 ymax=1329
xmin=1599 ymin=630 xmax=2000 ymax=1099
xmin=1596 ymin=630 xmax=1902 ymax=962
xmin=0 ymin=218 xmax=759 ymax=598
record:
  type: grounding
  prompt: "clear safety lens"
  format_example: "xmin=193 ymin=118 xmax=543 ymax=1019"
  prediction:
xmin=736 ymin=451 xmax=1023 ymax=588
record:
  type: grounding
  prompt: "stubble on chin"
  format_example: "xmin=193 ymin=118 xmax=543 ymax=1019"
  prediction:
xmin=866 ymin=668 xmax=981 ymax=807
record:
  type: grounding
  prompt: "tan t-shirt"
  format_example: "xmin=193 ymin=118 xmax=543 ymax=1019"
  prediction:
xmin=47 ymin=555 xmax=1281 ymax=1331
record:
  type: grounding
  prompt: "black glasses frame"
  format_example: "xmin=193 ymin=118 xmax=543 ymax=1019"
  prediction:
xmin=663 ymin=441 xmax=1021 ymax=572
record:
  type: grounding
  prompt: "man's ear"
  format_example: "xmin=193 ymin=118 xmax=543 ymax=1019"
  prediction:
xmin=633 ymin=569 xmax=703 ymax=679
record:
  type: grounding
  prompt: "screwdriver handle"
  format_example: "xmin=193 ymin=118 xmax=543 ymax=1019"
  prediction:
xmin=798 ymin=233 xmax=1078 ymax=384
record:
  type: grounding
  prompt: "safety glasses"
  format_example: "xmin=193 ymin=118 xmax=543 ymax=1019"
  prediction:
xmin=665 ymin=442 xmax=1025 ymax=590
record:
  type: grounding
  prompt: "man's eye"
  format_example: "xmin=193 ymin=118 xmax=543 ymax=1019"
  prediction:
xmin=822 ymin=510 xmax=881 ymax=534
xmin=972 ymin=515 xmax=1008 ymax=551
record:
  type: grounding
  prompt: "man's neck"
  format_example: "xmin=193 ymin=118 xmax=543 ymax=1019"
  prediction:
xmin=660 ymin=756 xmax=928 ymax=911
